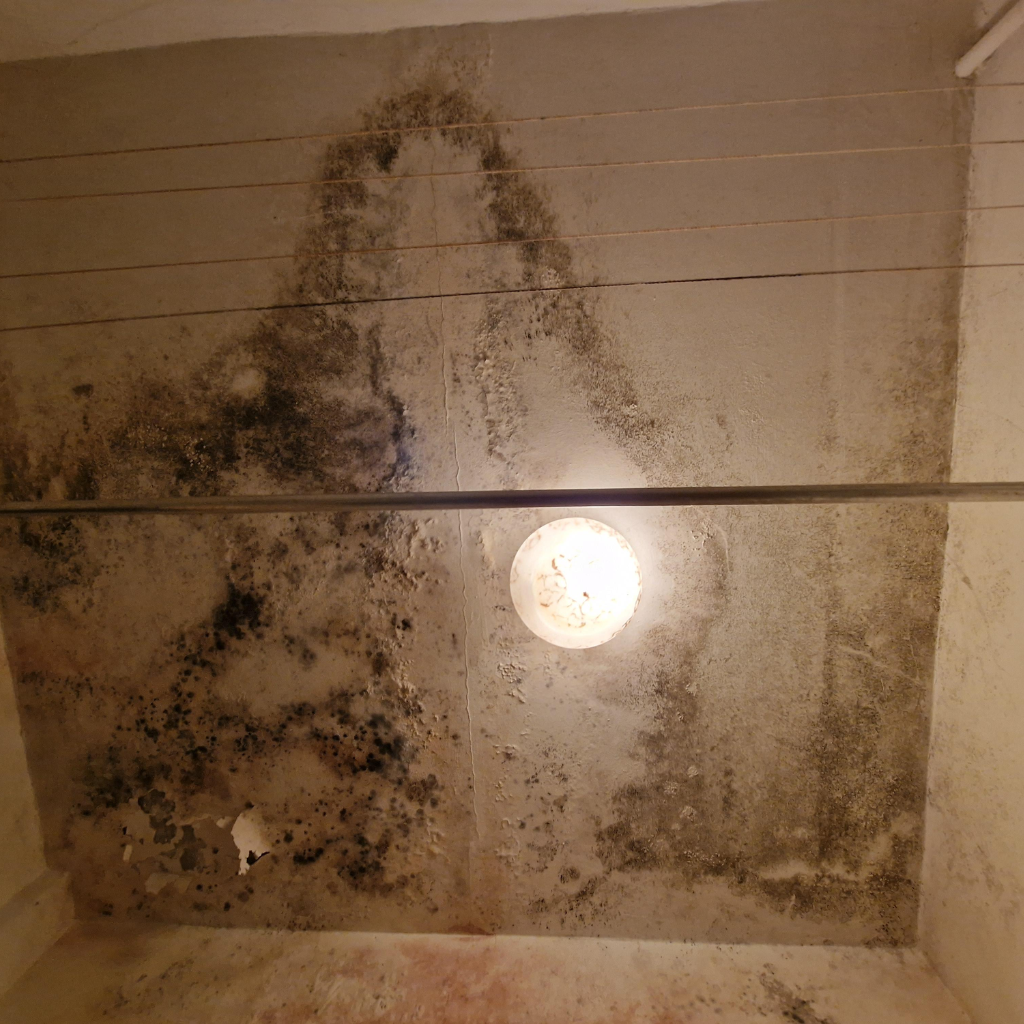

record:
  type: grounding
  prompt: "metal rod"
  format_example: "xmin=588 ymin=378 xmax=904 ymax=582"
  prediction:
xmin=2 ymin=482 xmax=1024 ymax=517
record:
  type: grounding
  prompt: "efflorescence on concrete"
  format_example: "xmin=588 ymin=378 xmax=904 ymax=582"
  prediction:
xmin=0 ymin=60 xmax=958 ymax=943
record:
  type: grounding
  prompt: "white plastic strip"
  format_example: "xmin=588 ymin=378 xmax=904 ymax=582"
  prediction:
xmin=956 ymin=0 xmax=1024 ymax=78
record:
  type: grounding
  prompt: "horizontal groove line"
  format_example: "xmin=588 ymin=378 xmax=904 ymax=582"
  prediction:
xmin=0 ymin=141 xmax=989 ymax=204
xmin=4 ymin=206 xmax=1013 ymax=281
xmin=0 ymin=85 xmax=985 ymax=165
xmin=3 ymin=264 xmax=1017 ymax=334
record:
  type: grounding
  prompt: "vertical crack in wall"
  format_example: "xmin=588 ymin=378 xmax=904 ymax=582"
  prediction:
xmin=457 ymin=513 xmax=478 ymax=850
xmin=429 ymin=167 xmax=480 ymax=854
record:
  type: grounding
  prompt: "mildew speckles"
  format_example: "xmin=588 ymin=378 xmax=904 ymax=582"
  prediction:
xmin=300 ymin=81 xmax=664 ymax=480
xmin=0 ymin=61 xmax=960 ymax=944
xmin=77 ymin=677 xmax=436 ymax=910
xmin=24 ymin=544 xmax=460 ymax=927
xmin=0 ymin=75 xmax=487 ymax=931
xmin=759 ymin=972 xmax=837 ymax=1024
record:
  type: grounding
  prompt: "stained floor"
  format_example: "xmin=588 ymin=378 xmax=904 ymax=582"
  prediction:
xmin=0 ymin=923 xmax=973 ymax=1024
xmin=0 ymin=0 xmax=977 ymax=944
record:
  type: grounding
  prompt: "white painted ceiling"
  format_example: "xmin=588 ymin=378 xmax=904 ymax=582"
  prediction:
xmin=0 ymin=0 xmax=757 ymax=63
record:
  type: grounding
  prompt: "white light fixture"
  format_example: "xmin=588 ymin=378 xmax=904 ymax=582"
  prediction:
xmin=510 ymin=517 xmax=642 ymax=648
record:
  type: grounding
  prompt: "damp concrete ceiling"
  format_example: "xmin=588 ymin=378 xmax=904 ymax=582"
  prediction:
xmin=0 ymin=0 xmax=759 ymax=63
xmin=0 ymin=0 xmax=977 ymax=948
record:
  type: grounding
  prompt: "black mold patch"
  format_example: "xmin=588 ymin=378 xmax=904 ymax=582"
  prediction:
xmin=109 ymin=305 xmax=410 ymax=498
xmin=0 ymin=69 xmax=953 ymax=943
xmin=593 ymin=509 xmax=940 ymax=945
xmin=759 ymin=973 xmax=836 ymax=1024
xmin=310 ymin=84 xmax=666 ymax=480
xmin=58 ymin=650 xmax=440 ymax=916
xmin=0 ymin=76 xmax=471 ymax=930
xmin=211 ymin=582 xmax=265 ymax=645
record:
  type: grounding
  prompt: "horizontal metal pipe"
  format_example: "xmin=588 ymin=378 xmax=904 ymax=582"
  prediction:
xmin=2 ymin=482 xmax=1024 ymax=517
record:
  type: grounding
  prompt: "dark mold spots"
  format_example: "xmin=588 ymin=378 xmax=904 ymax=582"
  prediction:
xmin=406 ymin=773 xmax=439 ymax=807
xmin=759 ymin=973 xmax=836 ymax=1024
xmin=305 ymin=700 xmax=412 ymax=780
xmin=529 ymin=873 xmax=609 ymax=928
xmin=72 ymin=383 xmax=94 ymax=398
xmin=315 ymin=82 xmax=667 ymax=479
xmin=64 ymin=606 xmax=441 ymax=916
xmin=108 ymin=306 xmax=412 ymax=498
xmin=563 ymin=876 xmax=604 ymax=916
xmin=9 ymin=518 xmax=89 ymax=611
xmin=81 ymin=747 xmax=143 ymax=811
xmin=78 ymin=679 xmax=418 ymax=806
xmin=211 ymin=582 xmax=265 ymax=645
xmin=138 ymin=789 xmax=178 ymax=844
xmin=754 ymin=867 xmax=919 ymax=948
xmin=594 ymin=514 xmax=933 ymax=946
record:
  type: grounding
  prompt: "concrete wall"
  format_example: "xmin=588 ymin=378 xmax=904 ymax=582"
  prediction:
xmin=0 ymin=616 xmax=73 ymax=993
xmin=0 ymin=0 xmax=976 ymax=945
xmin=0 ymin=617 xmax=45 ymax=908
xmin=0 ymin=0 xmax=757 ymax=63
xmin=921 ymin=15 xmax=1024 ymax=1024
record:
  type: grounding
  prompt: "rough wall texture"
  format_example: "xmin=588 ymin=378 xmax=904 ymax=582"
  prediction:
xmin=0 ymin=924 xmax=974 ymax=1024
xmin=0 ymin=611 xmax=47 ymax=908
xmin=0 ymin=0 xmax=974 ymax=945
xmin=922 ymin=24 xmax=1024 ymax=1022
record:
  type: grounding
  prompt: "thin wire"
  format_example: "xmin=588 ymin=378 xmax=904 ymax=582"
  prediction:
xmin=5 ymin=141 xmax=998 ymax=204
xmin=2 ymin=262 xmax=1013 ymax=335
xmin=3 ymin=205 xmax=1014 ymax=283
xmin=3 ymin=482 xmax=1024 ymax=518
xmin=0 ymin=85 xmax=989 ymax=166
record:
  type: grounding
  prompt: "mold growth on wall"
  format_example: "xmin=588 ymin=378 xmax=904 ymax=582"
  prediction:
xmin=0 ymin=74 xmax=489 ymax=930
xmin=0 ymin=55 xmax=960 ymax=943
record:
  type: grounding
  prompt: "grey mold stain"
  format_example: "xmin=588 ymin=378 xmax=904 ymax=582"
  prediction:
xmin=0 ymin=67 xmax=957 ymax=942
xmin=759 ymin=972 xmax=836 ymax=1024
xmin=0 ymin=77 xmax=479 ymax=930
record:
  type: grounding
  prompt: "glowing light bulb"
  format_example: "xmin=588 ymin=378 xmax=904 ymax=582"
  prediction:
xmin=510 ymin=518 xmax=642 ymax=648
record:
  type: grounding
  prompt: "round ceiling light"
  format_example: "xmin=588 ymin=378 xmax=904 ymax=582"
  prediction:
xmin=510 ymin=517 xmax=642 ymax=648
